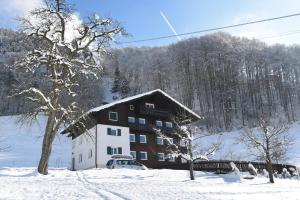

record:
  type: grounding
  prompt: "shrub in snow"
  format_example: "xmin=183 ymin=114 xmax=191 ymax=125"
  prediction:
xmin=282 ymin=168 xmax=291 ymax=179
xmin=229 ymin=162 xmax=241 ymax=181
xmin=289 ymin=167 xmax=298 ymax=179
xmin=273 ymin=171 xmax=278 ymax=178
xmin=262 ymin=169 xmax=269 ymax=178
xmin=248 ymin=163 xmax=258 ymax=176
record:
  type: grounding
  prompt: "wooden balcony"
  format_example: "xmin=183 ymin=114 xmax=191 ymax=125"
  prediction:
xmin=140 ymin=107 xmax=169 ymax=117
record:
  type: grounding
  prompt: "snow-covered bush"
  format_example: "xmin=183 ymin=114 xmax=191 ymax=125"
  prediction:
xmin=229 ymin=162 xmax=241 ymax=181
xmin=248 ymin=163 xmax=257 ymax=176
xmin=289 ymin=167 xmax=299 ymax=179
xmin=262 ymin=169 xmax=269 ymax=178
xmin=282 ymin=168 xmax=291 ymax=179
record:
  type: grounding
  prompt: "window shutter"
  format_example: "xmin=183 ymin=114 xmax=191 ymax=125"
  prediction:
xmin=107 ymin=146 xmax=112 ymax=155
xmin=137 ymin=151 xmax=140 ymax=159
xmin=107 ymin=128 xmax=111 ymax=135
xmin=118 ymin=147 xmax=122 ymax=154
xmin=136 ymin=135 xmax=140 ymax=143
xmin=117 ymin=129 xmax=121 ymax=136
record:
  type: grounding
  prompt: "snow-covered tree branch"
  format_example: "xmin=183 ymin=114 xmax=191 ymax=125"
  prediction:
xmin=153 ymin=116 xmax=221 ymax=180
xmin=9 ymin=0 xmax=124 ymax=175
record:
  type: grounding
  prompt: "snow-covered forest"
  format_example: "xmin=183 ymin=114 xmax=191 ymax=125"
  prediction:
xmin=2 ymin=29 xmax=300 ymax=132
xmin=104 ymin=33 xmax=300 ymax=131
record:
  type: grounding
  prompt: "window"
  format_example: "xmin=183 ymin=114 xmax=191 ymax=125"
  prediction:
xmin=157 ymin=153 xmax=164 ymax=161
xmin=165 ymin=138 xmax=174 ymax=145
xmin=139 ymin=135 xmax=147 ymax=144
xmin=130 ymin=134 xmax=135 ymax=142
xmin=139 ymin=151 xmax=148 ymax=160
xmin=166 ymin=154 xmax=175 ymax=162
xmin=117 ymin=147 xmax=122 ymax=155
xmin=79 ymin=154 xmax=82 ymax=163
xmin=139 ymin=118 xmax=146 ymax=125
xmin=130 ymin=151 xmax=136 ymax=159
xmin=107 ymin=128 xmax=121 ymax=136
xmin=180 ymin=139 xmax=187 ymax=147
xmin=165 ymin=122 xmax=173 ymax=128
xmin=128 ymin=117 xmax=135 ymax=123
xmin=155 ymin=120 xmax=162 ymax=127
xmin=145 ymin=103 xmax=155 ymax=109
xmin=107 ymin=146 xmax=112 ymax=155
xmin=156 ymin=136 xmax=163 ymax=145
xmin=109 ymin=111 xmax=118 ymax=121
xmin=88 ymin=149 xmax=93 ymax=159
xmin=107 ymin=146 xmax=122 ymax=155
xmin=130 ymin=105 xmax=134 ymax=110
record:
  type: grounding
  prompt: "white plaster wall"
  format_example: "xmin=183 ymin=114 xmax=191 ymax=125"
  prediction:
xmin=72 ymin=127 xmax=96 ymax=170
xmin=96 ymin=124 xmax=130 ymax=167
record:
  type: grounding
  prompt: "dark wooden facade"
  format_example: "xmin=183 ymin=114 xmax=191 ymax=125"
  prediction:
xmin=62 ymin=90 xmax=200 ymax=168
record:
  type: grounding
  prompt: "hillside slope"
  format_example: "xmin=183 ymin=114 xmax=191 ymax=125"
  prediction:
xmin=0 ymin=115 xmax=71 ymax=167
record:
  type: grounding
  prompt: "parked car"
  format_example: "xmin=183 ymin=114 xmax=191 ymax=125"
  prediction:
xmin=106 ymin=155 xmax=148 ymax=170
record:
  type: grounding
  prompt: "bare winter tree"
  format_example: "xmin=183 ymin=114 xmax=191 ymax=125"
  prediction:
xmin=10 ymin=0 xmax=124 ymax=175
xmin=240 ymin=116 xmax=292 ymax=183
xmin=154 ymin=117 xmax=221 ymax=180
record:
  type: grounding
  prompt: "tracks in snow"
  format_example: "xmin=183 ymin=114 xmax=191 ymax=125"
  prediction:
xmin=76 ymin=171 xmax=130 ymax=200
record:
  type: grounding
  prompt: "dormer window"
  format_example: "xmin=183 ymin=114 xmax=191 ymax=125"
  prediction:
xmin=145 ymin=103 xmax=155 ymax=109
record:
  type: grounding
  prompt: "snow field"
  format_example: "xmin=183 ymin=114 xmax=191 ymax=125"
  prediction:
xmin=0 ymin=168 xmax=299 ymax=200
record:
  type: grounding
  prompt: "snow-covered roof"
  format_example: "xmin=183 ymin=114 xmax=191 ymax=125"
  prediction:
xmin=88 ymin=89 xmax=201 ymax=119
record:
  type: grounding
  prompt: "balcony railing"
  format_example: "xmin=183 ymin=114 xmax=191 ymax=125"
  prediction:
xmin=140 ymin=107 xmax=169 ymax=117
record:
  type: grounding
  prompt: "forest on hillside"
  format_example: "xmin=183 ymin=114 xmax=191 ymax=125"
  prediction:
xmin=105 ymin=32 xmax=300 ymax=131
xmin=1 ymin=28 xmax=300 ymax=132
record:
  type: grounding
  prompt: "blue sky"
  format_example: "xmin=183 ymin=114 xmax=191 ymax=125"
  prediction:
xmin=1 ymin=0 xmax=300 ymax=47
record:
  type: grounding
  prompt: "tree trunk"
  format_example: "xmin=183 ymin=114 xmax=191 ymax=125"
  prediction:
xmin=188 ymin=160 xmax=195 ymax=180
xmin=266 ymin=157 xmax=274 ymax=183
xmin=37 ymin=112 xmax=56 ymax=175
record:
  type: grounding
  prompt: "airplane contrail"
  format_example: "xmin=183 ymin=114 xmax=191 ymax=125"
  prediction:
xmin=160 ymin=11 xmax=181 ymax=41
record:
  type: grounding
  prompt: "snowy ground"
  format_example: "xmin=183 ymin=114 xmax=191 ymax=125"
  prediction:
xmin=0 ymin=168 xmax=299 ymax=200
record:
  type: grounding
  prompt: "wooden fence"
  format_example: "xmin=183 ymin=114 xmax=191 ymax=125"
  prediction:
xmin=160 ymin=160 xmax=297 ymax=174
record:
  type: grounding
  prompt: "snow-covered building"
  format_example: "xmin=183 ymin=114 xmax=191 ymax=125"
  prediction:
xmin=62 ymin=89 xmax=201 ymax=170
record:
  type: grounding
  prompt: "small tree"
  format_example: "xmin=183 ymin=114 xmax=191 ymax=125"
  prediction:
xmin=10 ymin=0 xmax=124 ymax=175
xmin=154 ymin=117 xmax=221 ymax=180
xmin=240 ymin=116 xmax=292 ymax=183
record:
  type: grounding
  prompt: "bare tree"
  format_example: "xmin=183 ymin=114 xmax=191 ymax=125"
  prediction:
xmin=240 ymin=116 xmax=292 ymax=183
xmin=154 ymin=117 xmax=221 ymax=180
xmin=10 ymin=0 xmax=124 ymax=175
